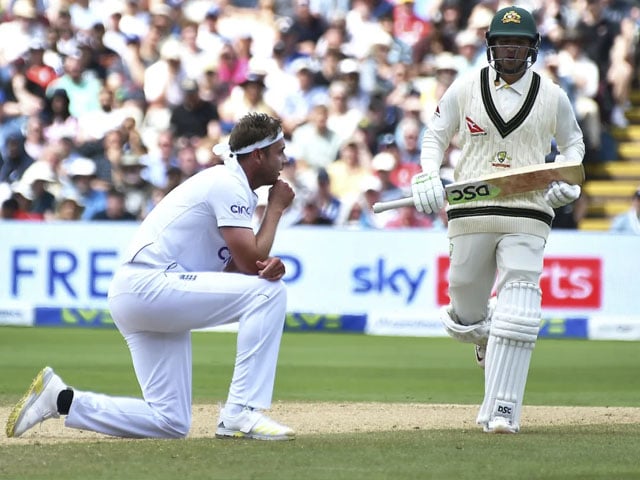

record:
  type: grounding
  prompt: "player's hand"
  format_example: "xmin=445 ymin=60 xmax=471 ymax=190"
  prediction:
xmin=411 ymin=170 xmax=445 ymax=214
xmin=257 ymin=257 xmax=285 ymax=281
xmin=544 ymin=181 xmax=581 ymax=208
xmin=268 ymin=179 xmax=295 ymax=211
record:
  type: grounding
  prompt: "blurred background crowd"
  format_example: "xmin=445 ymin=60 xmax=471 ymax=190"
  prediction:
xmin=0 ymin=0 xmax=639 ymax=232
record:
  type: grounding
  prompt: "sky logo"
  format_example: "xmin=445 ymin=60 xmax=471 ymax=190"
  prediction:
xmin=352 ymin=258 xmax=427 ymax=304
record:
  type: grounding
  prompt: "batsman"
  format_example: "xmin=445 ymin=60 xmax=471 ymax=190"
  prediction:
xmin=410 ymin=6 xmax=585 ymax=433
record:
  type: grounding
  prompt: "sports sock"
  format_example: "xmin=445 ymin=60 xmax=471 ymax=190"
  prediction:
xmin=57 ymin=388 xmax=74 ymax=415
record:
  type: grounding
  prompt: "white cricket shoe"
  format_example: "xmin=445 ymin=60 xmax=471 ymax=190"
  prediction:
xmin=483 ymin=416 xmax=519 ymax=434
xmin=215 ymin=406 xmax=295 ymax=441
xmin=475 ymin=344 xmax=486 ymax=369
xmin=5 ymin=366 xmax=67 ymax=438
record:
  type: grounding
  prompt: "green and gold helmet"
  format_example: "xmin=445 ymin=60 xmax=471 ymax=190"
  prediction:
xmin=487 ymin=6 xmax=538 ymax=42
xmin=485 ymin=6 xmax=540 ymax=71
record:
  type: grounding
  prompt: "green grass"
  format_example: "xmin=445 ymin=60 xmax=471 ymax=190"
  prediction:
xmin=2 ymin=426 xmax=640 ymax=480
xmin=1 ymin=328 xmax=639 ymax=480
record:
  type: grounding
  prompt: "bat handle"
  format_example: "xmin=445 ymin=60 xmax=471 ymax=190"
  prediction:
xmin=372 ymin=197 xmax=414 ymax=213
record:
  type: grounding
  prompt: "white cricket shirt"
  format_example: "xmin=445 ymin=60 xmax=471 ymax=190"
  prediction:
xmin=124 ymin=158 xmax=256 ymax=271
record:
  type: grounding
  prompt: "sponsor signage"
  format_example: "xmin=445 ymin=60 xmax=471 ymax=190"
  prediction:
xmin=1 ymin=224 xmax=638 ymax=336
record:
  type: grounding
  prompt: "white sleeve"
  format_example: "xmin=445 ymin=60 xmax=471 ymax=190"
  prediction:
xmin=420 ymin=78 xmax=462 ymax=172
xmin=208 ymin=168 xmax=255 ymax=229
xmin=554 ymin=87 xmax=586 ymax=163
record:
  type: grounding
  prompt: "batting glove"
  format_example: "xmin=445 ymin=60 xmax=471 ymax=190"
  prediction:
xmin=544 ymin=181 xmax=581 ymax=208
xmin=411 ymin=170 xmax=445 ymax=214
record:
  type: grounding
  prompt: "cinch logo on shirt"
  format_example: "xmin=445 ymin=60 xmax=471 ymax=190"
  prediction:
xmin=231 ymin=205 xmax=251 ymax=215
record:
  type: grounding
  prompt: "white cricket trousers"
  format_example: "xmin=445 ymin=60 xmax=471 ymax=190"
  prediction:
xmin=448 ymin=233 xmax=546 ymax=323
xmin=64 ymin=263 xmax=287 ymax=438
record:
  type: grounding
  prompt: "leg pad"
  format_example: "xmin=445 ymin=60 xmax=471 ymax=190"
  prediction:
xmin=476 ymin=282 xmax=542 ymax=431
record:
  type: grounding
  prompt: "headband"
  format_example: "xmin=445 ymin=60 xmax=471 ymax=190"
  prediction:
xmin=212 ymin=131 xmax=284 ymax=159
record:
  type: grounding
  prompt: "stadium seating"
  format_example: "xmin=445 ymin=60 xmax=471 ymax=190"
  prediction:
xmin=580 ymin=90 xmax=640 ymax=231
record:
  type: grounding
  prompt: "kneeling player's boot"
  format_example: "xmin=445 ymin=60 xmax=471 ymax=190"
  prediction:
xmin=6 ymin=366 xmax=69 ymax=438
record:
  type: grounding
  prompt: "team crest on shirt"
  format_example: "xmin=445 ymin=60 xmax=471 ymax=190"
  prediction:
xmin=465 ymin=116 xmax=486 ymax=136
xmin=492 ymin=151 xmax=512 ymax=168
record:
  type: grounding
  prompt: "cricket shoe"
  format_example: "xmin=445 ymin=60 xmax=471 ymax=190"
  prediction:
xmin=5 ymin=366 xmax=67 ymax=438
xmin=475 ymin=344 xmax=486 ymax=369
xmin=215 ymin=406 xmax=295 ymax=441
xmin=483 ymin=416 xmax=519 ymax=434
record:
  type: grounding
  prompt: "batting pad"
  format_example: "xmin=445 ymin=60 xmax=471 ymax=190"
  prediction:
xmin=439 ymin=303 xmax=491 ymax=346
xmin=476 ymin=282 xmax=542 ymax=430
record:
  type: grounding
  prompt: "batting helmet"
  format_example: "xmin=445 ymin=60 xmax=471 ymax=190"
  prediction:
xmin=485 ymin=6 xmax=540 ymax=71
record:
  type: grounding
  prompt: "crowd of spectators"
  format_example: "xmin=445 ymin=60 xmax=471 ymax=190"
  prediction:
xmin=0 ymin=0 xmax=638 ymax=231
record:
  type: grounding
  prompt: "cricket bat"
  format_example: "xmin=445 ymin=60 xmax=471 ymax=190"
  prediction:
xmin=373 ymin=160 xmax=585 ymax=213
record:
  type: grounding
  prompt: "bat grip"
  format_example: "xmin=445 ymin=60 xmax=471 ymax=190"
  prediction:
xmin=372 ymin=197 xmax=414 ymax=213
